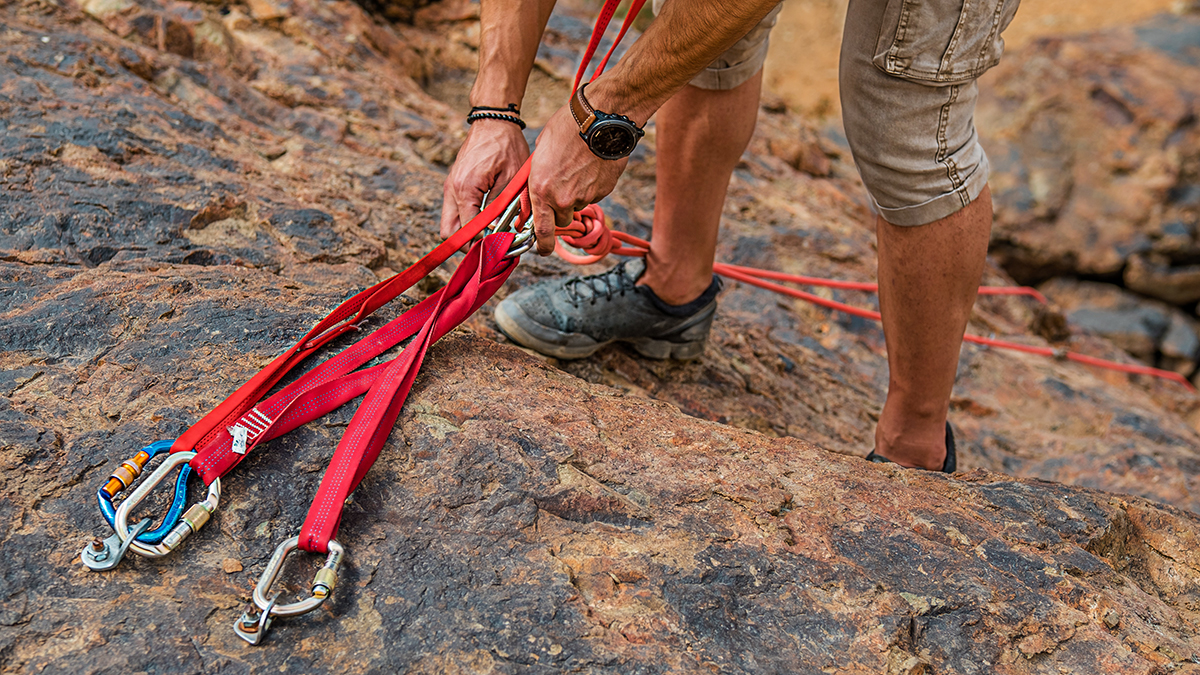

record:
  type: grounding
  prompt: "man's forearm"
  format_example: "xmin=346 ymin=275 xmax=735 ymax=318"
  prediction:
xmin=585 ymin=0 xmax=781 ymax=123
xmin=470 ymin=0 xmax=559 ymax=108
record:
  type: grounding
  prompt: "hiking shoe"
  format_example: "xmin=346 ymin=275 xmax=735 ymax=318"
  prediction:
xmin=865 ymin=421 xmax=958 ymax=473
xmin=494 ymin=258 xmax=719 ymax=360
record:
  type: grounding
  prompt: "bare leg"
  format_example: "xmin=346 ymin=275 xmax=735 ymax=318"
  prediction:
xmin=873 ymin=186 xmax=993 ymax=469
xmin=639 ymin=71 xmax=763 ymax=305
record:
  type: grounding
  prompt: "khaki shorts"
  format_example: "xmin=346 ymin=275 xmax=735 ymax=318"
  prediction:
xmin=651 ymin=0 xmax=782 ymax=91
xmin=840 ymin=0 xmax=1022 ymax=225
xmin=656 ymin=0 xmax=1021 ymax=226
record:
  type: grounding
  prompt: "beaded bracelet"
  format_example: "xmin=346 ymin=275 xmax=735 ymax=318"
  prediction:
xmin=470 ymin=104 xmax=520 ymax=115
xmin=466 ymin=111 xmax=527 ymax=130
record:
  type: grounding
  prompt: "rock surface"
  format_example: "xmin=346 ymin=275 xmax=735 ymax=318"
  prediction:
xmin=979 ymin=13 xmax=1200 ymax=288
xmin=1 ymin=0 xmax=1200 ymax=672
xmin=977 ymin=10 xmax=1200 ymax=409
xmin=1040 ymin=279 xmax=1200 ymax=377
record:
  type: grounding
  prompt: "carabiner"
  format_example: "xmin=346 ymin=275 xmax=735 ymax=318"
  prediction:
xmin=505 ymin=218 xmax=536 ymax=259
xmin=80 ymin=517 xmax=154 ymax=571
xmin=488 ymin=198 xmax=523 ymax=236
xmin=81 ymin=440 xmax=193 ymax=571
xmin=112 ymin=451 xmax=220 ymax=560
xmin=96 ymin=440 xmax=191 ymax=543
xmin=234 ymin=536 xmax=345 ymax=645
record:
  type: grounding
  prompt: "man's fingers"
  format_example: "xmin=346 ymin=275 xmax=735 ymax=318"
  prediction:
xmin=455 ymin=190 xmax=486 ymax=247
xmin=439 ymin=180 xmax=461 ymax=240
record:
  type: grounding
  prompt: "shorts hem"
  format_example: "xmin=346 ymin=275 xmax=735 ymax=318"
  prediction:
xmin=689 ymin=43 xmax=770 ymax=90
xmin=870 ymin=161 xmax=989 ymax=226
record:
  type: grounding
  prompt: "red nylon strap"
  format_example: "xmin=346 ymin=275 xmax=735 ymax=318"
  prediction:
xmin=188 ymin=278 xmax=452 ymax=483
xmin=572 ymin=0 xmax=647 ymax=92
xmin=180 ymin=161 xmax=531 ymax=476
xmin=298 ymin=233 xmax=519 ymax=552
xmin=182 ymin=0 xmax=643 ymax=477
xmin=179 ymin=0 xmax=644 ymax=537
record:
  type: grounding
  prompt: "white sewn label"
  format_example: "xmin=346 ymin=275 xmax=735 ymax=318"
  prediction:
xmin=228 ymin=425 xmax=249 ymax=455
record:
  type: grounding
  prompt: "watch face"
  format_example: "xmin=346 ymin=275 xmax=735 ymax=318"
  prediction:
xmin=589 ymin=120 xmax=638 ymax=160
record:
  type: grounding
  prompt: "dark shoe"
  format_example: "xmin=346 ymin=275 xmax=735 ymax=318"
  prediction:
xmin=494 ymin=258 xmax=719 ymax=360
xmin=865 ymin=422 xmax=957 ymax=473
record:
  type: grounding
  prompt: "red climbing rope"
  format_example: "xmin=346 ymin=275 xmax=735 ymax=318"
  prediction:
xmin=553 ymin=206 xmax=1196 ymax=391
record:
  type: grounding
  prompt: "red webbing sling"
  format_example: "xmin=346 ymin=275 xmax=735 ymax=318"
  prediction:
xmin=170 ymin=0 xmax=647 ymax=553
xmin=180 ymin=163 xmax=529 ymax=483
xmin=297 ymin=233 xmax=516 ymax=551
xmin=295 ymin=0 xmax=649 ymax=554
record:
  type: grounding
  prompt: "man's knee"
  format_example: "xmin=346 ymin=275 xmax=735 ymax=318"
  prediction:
xmin=839 ymin=73 xmax=991 ymax=226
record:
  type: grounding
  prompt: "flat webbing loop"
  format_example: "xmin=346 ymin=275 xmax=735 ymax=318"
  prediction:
xmin=180 ymin=0 xmax=648 ymax=474
xmin=179 ymin=160 xmax=531 ymax=471
xmin=298 ymin=233 xmax=519 ymax=552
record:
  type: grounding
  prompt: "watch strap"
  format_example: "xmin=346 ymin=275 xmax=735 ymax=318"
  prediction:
xmin=570 ymin=84 xmax=597 ymax=135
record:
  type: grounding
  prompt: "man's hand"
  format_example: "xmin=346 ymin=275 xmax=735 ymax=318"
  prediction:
xmin=440 ymin=119 xmax=530 ymax=240
xmin=528 ymin=104 xmax=628 ymax=255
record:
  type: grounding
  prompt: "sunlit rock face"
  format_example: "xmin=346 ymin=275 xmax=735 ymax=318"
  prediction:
xmin=0 ymin=0 xmax=1198 ymax=671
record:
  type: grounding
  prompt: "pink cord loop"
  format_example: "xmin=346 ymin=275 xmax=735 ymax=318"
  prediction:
xmin=554 ymin=204 xmax=649 ymax=264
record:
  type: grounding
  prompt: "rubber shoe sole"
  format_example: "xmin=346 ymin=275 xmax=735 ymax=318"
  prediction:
xmin=494 ymin=298 xmax=710 ymax=361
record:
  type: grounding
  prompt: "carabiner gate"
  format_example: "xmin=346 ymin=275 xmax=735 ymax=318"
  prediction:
xmin=234 ymin=536 xmax=345 ymax=645
xmin=488 ymin=197 xmax=523 ymax=237
xmin=112 ymin=451 xmax=220 ymax=560
xmin=505 ymin=219 xmax=536 ymax=258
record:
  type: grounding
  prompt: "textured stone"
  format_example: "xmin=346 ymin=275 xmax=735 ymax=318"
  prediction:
xmin=1041 ymin=279 xmax=1200 ymax=375
xmin=245 ymin=0 xmax=288 ymax=22
xmin=1 ymin=0 xmax=1200 ymax=671
xmin=3 ymin=264 xmax=1200 ymax=673
xmin=1164 ymin=312 xmax=1200 ymax=362
xmin=1125 ymin=252 xmax=1200 ymax=306
xmin=980 ymin=14 xmax=1200 ymax=285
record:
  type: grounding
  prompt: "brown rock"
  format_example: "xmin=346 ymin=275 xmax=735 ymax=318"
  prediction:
xmin=1040 ymin=278 xmax=1200 ymax=375
xmin=1 ymin=0 xmax=1200 ymax=671
xmin=1125 ymin=253 xmax=1200 ymax=306
xmin=246 ymin=0 xmax=288 ymax=22
xmin=980 ymin=16 xmax=1200 ymax=284
xmin=222 ymin=558 xmax=244 ymax=573
xmin=1104 ymin=609 xmax=1121 ymax=629
xmin=1030 ymin=304 xmax=1071 ymax=343
xmin=1041 ymin=280 xmax=1170 ymax=360
xmin=353 ymin=0 xmax=435 ymax=23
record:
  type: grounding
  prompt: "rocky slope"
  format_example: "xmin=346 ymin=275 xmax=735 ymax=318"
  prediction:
xmin=1 ymin=0 xmax=1199 ymax=672
xmin=978 ymin=14 xmax=1200 ymax=382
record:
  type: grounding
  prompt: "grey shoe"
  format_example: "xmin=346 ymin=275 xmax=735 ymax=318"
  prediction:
xmin=494 ymin=258 xmax=719 ymax=360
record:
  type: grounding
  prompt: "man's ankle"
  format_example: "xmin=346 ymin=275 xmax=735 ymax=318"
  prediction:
xmin=638 ymin=261 xmax=715 ymax=306
xmin=639 ymin=275 xmax=722 ymax=317
xmin=874 ymin=410 xmax=948 ymax=470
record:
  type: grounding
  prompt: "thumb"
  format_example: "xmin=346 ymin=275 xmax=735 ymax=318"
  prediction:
xmin=531 ymin=195 xmax=559 ymax=257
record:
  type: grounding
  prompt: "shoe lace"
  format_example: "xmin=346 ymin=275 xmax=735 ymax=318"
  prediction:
xmin=564 ymin=262 xmax=637 ymax=306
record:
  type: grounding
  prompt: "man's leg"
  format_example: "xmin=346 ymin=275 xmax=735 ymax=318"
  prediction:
xmin=638 ymin=72 xmax=764 ymax=305
xmin=839 ymin=0 xmax=1017 ymax=467
xmin=493 ymin=4 xmax=779 ymax=360
xmin=874 ymin=188 xmax=991 ymax=469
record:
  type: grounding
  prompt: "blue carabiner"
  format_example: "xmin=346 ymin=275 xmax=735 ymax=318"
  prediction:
xmin=95 ymin=440 xmax=191 ymax=544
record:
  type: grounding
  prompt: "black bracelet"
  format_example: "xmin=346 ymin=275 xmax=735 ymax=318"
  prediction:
xmin=466 ymin=112 xmax=527 ymax=130
xmin=470 ymin=104 xmax=521 ymax=115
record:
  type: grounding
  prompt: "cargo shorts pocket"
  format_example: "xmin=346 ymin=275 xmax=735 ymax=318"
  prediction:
xmin=872 ymin=0 xmax=1020 ymax=84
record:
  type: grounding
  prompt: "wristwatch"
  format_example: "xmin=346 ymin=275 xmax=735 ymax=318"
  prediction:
xmin=570 ymin=83 xmax=645 ymax=160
